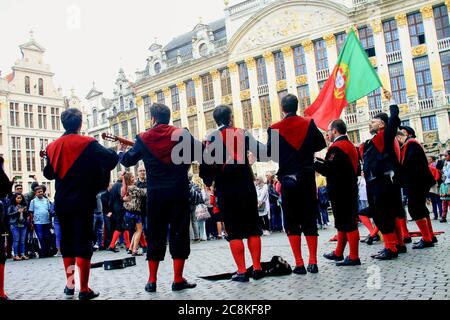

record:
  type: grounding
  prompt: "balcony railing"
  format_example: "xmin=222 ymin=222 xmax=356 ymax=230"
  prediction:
xmin=386 ymin=50 xmax=402 ymax=64
xmin=214 ymin=38 xmax=227 ymax=49
xmin=203 ymin=99 xmax=215 ymax=111
xmin=257 ymin=84 xmax=269 ymax=96
xmin=438 ymin=37 xmax=450 ymax=52
xmin=419 ymin=98 xmax=435 ymax=110
xmin=228 ymin=0 xmax=262 ymax=15
xmin=167 ymin=57 xmax=178 ymax=67
xmin=369 ymin=108 xmax=382 ymax=119
xmin=345 ymin=113 xmax=358 ymax=125
xmin=316 ymin=69 xmax=330 ymax=82
xmin=353 ymin=0 xmax=367 ymax=6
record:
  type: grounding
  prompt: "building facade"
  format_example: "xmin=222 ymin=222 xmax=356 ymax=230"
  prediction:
xmin=0 ymin=34 xmax=66 ymax=196
xmin=133 ymin=0 xmax=450 ymax=169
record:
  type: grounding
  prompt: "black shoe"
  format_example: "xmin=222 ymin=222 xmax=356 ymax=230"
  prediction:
xmin=360 ymin=235 xmax=369 ymax=243
xmin=412 ymin=239 xmax=434 ymax=249
xmin=145 ymin=282 xmax=156 ymax=293
xmin=78 ymin=290 xmax=100 ymax=301
xmin=336 ymin=256 xmax=361 ymax=267
xmin=172 ymin=280 xmax=197 ymax=291
xmin=366 ymin=236 xmax=374 ymax=246
xmin=293 ymin=266 xmax=307 ymax=275
xmin=323 ymin=252 xmax=344 ymax=261
xmin=396 ymin=245 xmax=407 ymax=254
xmin=440 ymin=218 xmax=447 ymax=223
xmin=132 ymin=252 xmax=143 ymax=257
xmin=432 ymin=236 xmax=438 ymax=244
xmin=252 ymin=269 xmax=266 ymax=280
xmin=107 ymin=247 xmax=119 ymax=253
xmin=307 ymin=264 xmax=319 ymax=274
xmin=231 ymin=272 xmax=250 ymax=282
xmin=64 ymin=286 xmax=75 ymax=296
xmin=372 ymin=248 xmax=398 ymax=260
xmin=403 ymin=237 xmax=412 ymax=244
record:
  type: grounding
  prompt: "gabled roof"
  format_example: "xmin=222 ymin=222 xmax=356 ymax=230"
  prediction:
xmin=85 ymin=87 xmax=103 ymax=100
xmin=19 ymin=39 xmax=46 ymax=52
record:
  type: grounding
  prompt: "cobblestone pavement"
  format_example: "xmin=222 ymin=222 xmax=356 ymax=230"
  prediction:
xmin=3 ymin=220 xmax=449 ymax=300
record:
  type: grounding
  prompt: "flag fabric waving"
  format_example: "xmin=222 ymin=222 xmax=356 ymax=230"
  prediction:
xmin=304 ymin=30 xmax=382 ymax=130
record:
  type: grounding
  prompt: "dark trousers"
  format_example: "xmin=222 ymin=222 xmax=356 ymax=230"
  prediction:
xmin=367 ymin=176 xmax=398 ymax=234
xmin=93 ymin=212 xmax=104 ymax=247
xmin=429 ymin=193 xmax=443 ymax=219
xmin=146 ymin=190 xmax=191 ymax=261
xmin=34 ymin=223 xmax=51 ymax=257
xmin=58 ymin=212 xmax=94 ymax=259
xmin=406 ymin=187 xmax=430 ymax=221
xmin=269 ymin=204 xmax=283 ymax=231
xmin=260 ymin=215 xmax=270 ymax=231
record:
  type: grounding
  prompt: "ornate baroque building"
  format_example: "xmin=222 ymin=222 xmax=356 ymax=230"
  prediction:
xmin=133 ymin=0 xmax=450 ymax=166
xmin=0 ymin=34 xmax=66 ymax=196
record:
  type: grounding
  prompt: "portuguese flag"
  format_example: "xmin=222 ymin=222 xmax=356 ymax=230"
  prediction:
xmin=304 ymin=30 xmax=382 ymax=130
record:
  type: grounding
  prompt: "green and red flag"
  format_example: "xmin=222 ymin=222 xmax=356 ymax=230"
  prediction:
xmin=304 ymin=30 xmax=382 ymax=130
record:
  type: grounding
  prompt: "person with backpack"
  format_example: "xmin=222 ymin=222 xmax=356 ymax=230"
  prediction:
xmin=28 ymin=185 xmax=52 ymax=258
xmin=188 ymin=174 xmax=203 ymax=242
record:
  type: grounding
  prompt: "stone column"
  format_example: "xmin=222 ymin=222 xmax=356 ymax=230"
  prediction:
xmin=193 ymin=76 xmax=206 ymax=140
xmin=371 ymin=19 xmax=391 ymax=91
xmin=302 ymin=40 xmax=320 ymax=101
xmin=264 ymin=51 xmax=282 ymax=123
xmin=324 ymin=33 xmax=338 ymax=71
xmin=210 ymin=69 xmax=221 ymax=108
xmin=246 ymin=57 xmax=262 ymax=128
xmin=281 ymin=46 xmax=296 ymax=95
xmin=176 ymin=82 xmax=189 ymax=128
xmin=228 ymin=62 xmax=244 ymax=128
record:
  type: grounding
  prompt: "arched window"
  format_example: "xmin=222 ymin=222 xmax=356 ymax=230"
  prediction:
xmin=154 ymin=62 xmax=161 ymax=74
xmin=25 ymin=76 xmax=30 ymax=94
xmin=102 ymin=113 xmax=107 ymax=123
xmin=112 ymin=107 xmax=117 ymax=115
xmin=93 ymin=109 xmax=98 ymax=127
xmin=120 ymin=96 xmax=124 ymax=111
xmin=129 ymin=100 xmax=134 ymax=109
xmin=199 ymin=43 xmax=208 ymax=57
xmin=38 ymin=78 xmax=44 ymax=96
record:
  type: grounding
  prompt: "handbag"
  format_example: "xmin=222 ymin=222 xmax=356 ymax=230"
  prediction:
xmin=195 ymin=204 xmax=211 ymax=221
xmin=258 ymin=201 xmax=266 ymax=212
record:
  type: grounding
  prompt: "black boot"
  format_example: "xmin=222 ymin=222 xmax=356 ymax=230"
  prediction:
xmin=145 ymin=282 xmax=157 ymax=293
xmin=372 ymin=248 xmax=398 ymax=260
xmin=231 ymin=272 xmax=249 ymax=282
xmin=396 ymin=245 xmax=407 ymax=254
xmin=307 ymin=264 xmax=319 ymax=274
xmin=293 ymin=266 xmax=307 ymax=275
xmin=64 ymin=286 xmax=75 ymax=296
xmin=323 ymin=252 xmax=344 ymax=261
xmin=172 ymin=280 xmax=197 ymax=291
xmin=412 ymin=239 xmax=434 ymax=249
xmin=432 ymin=236 xmax=438 ymax=244
xmin=366 ymin=236 xmax=374 ymax=245
xmin=336 ymin=256 xmax=361 ymax=267
xmin=440 ymin=218 xmax=447 ymax=223
xmin=78 ymin=290 xmax=100 ymax=301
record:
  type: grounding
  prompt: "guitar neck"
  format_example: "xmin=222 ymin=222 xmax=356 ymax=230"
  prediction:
xmin=114 ymin=136 xmax=135 ymax=146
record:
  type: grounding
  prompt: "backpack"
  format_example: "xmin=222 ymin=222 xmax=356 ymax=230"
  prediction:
xmin=189 ymin=184 xmax=203 ymax=206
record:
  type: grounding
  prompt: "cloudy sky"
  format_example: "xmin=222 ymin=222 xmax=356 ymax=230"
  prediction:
xmin=0 ymin=0 xmax=230 ymax=99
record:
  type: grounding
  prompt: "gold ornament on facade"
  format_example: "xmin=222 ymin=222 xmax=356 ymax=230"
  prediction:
xmin=144 ymin=119 xmax=152 ymax=129
xmin=245 ymin=57 xmax=256 ymax=70
xmin=411 ymin=44 xmax=427 ymax=57
xmin=399 ymin=104 xmax=409 ymax=116
xmin=210 ymin=70 xmax=220 ymax=80
xmin=227 ymin=63 xmax=238 ymax=73
xmin=423 ymin=131 xmax=439 ymax=144
xmin=395 ymin=13 xmax=407 ymax=27
xmin=369 ymin=57 xmax=377 ymax=67
xmin=192 ymin=76 xmax=201 ymax=87
xmin=323 ymin=34 xmax=336 ymax=47
xmin=263 ymin=52 xmax=274 ymax=63
xmin=301 ymin=40 xmax=313 ymax=53
xmin=281 ymin=46 xmax=293 ymax=58
xmin=222 ymin=95 xmax=233 ymax=105
xmin=163 ymin=87 xmax=170 ymax=97
xmin=420 ymin=6 xmax=433 ymax=20
xmin=240 ymin=90 xmax=251 ymax=101
xmin=135 ymin=96 xmax=143 ymax=106
xmin=176 ymin=82 xmax=186 ymax=91
xmin=370 ymin=20 xmax=383 ymax=34
xmin=446 ymin=0 xmax=450 ymax=12
xmin=276 ymin=80 xmax=287 ymax=91
xmin=296 ymin=75 xmax=308 ymax=86
xmin=150 ymin=93 xmax=157 ymax=101
xmin=187 ymin=105 xmax=197 ymax=116
xmin=172 ymin=110 xmax=181 ymax=120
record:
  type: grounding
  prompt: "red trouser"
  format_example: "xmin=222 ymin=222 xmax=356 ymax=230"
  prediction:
xmin=442 ymin=200 xmax=449 ymax=219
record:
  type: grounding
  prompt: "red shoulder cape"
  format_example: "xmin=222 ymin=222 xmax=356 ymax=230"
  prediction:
xmin=46 ymin=134 xmax=96 ymax=180
xmin=270 ymin=116 xmax=312 ymax=151
xmin=329 ymin=138 xmax=359 ymax=174
xmin=400 ymin=138 xmax=423 ymax=165
xmin=220 ymin=127 xmax=246 ymax=163
xmin=139 ymin=124 xmax=183 ymax=164
xmin=371 ymin=130 xmax=401 ymax=161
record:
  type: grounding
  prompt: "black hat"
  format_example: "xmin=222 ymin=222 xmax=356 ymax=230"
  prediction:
xmin=399 ymin=126 xmax=416 ymax=138
xmin=373 ymin=112 xmax=389 ymax=126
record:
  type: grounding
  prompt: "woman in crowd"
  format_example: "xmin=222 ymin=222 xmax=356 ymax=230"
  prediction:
xmin=266 ymin=172 xmax=283 ymax=232
xmin=121 ymin=172 xmax=146 ymax=256
xmin=256 ymin=177 xmax=270 ymax=236
xmin=7 ymin=193 xmax=29 ymax=261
